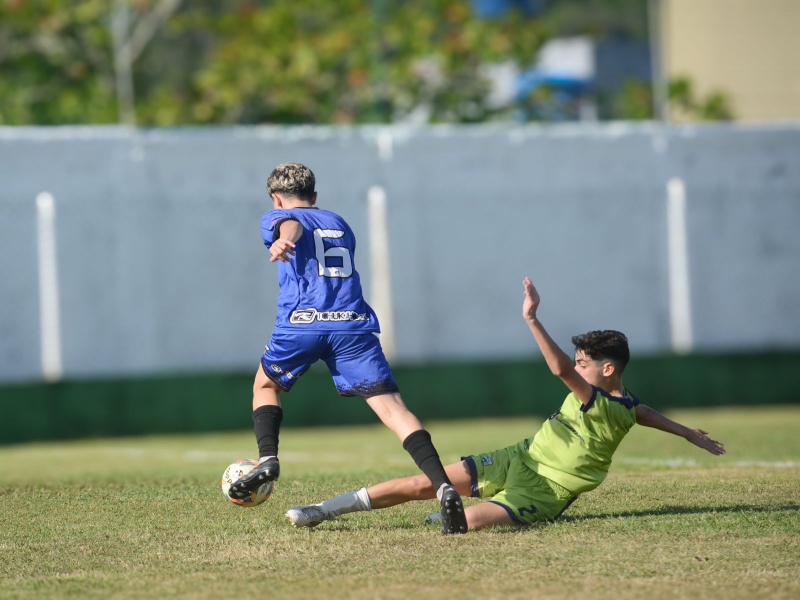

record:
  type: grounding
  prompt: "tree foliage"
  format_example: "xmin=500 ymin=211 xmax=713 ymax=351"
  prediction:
xmin=668 ymin=76 xmax=735 ymax=122
xmin=137 ymin=0 xmax=550 ymax=125
xmin=1 ymin=0 xmax=699 ymax=126
xmin=0 ymin=0 xmax=117 ymax=124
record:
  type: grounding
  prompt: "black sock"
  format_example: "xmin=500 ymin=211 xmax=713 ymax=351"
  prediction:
xmin=253 ymin=405 xmax=283 ymax=459
xmin=402 ymin=429 xmax=451 ymax=491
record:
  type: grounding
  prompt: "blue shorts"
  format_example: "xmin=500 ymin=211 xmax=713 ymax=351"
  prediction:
xmin=260 ymin=331 xmax=399 ymax=397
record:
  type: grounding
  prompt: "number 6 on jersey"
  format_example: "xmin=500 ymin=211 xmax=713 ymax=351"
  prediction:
xmin=314 ymin=228 xmax=353 ymax=278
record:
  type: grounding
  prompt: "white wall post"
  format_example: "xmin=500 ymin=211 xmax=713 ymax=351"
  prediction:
xmin=667 ymin=177 xmax=693 ymax=353
xmin=36 ymin=192 xmax=63 ymax=382
xmin=367 ymin=185 xmax=395 ymax=362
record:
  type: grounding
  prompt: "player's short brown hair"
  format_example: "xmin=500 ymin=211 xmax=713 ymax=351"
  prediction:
xmin=571 ymin=330 xmax=630 ymax=373
xmin=267 ymin=163 xmax=316 ymax=201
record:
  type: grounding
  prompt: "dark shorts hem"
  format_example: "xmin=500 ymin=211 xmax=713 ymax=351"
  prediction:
xmin=340 ymin=381 xmax=400 ymax=398
xmin=462 ymin=455 xmax=480 ymax=498
xmin=552 ymin=495 xmax=578 ymax=520
xmin=261 ymin=360 xmax=291 ymax=391
xmin=487 ymin=500 xmax=522 ymax=524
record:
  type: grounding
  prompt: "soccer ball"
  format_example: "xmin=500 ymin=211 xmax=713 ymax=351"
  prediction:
xmin=221 ymin=459 xmax=273 ymax=507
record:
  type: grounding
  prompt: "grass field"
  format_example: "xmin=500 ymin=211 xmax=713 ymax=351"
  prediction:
xmin=2 ymin=406 xmax=799 ymax=599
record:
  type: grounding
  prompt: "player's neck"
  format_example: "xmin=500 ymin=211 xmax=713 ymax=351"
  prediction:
xmin=598 ymin=378 xmax=625 ymax=398
xmin=282 ymin=200 xmax=314 ymax=209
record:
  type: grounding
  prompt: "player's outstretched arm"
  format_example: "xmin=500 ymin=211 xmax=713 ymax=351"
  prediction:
xmin=270 ymin=220 xmax=304 ymax=263
xmin=635 ymin=404 xmax=726 ymax=455
xmin=522 ymin=277 xmax=593 ymax=403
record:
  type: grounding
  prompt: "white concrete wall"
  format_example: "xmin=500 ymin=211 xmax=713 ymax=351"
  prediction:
xmin=1 ymin=123 xmax=798 ymax=382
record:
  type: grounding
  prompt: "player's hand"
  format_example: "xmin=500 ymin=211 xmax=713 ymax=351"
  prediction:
xmin=522 ymin=277 xmax=540 ymax=323
xmin=686 ymin=429 xmax=726 ymax=456
xmin=270 ymin=239 xmax=296 ymax=263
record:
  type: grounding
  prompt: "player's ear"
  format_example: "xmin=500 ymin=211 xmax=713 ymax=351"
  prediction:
xmin=310 ymin=191 xmax=318 ymax=206
xmin=602 ymin=361 xmax=616 ymax=377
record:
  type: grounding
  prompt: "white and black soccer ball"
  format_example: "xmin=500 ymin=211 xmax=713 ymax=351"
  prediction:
xmin=221 ymin=459 xmax=273 ymax=507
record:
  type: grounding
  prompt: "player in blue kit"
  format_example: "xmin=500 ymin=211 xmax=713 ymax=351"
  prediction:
xmin=227 ymin=163 xmax=467 ymax=534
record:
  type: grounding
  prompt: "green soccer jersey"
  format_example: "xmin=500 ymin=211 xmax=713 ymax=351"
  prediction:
xmin=519 ymin=387 xmax=639 ymax=495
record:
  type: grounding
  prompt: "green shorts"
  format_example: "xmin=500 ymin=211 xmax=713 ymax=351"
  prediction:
xmin=464 ymin=444 xmax=578 ymax=525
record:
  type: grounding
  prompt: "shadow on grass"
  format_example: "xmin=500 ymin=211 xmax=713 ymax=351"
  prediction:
xmin=559 ymin=502 xmax=800 ymax=523
xmin=300 ymin=519 xmax=427 ymax=533
xmin=282 ymin=503 xmax=800 ymax=535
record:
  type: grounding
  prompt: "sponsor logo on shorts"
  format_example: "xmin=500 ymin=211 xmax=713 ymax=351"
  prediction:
xmin=270 ymin=364 xmax=298 ymax=380
xmin=481 ymin=454 xmax=493 ymax=466
xmin=289 ymin=308 xmax=370 ymax=324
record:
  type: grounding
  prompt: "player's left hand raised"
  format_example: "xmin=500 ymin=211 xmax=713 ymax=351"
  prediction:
xmin=522 ymin=277 xmax=540 ymax=324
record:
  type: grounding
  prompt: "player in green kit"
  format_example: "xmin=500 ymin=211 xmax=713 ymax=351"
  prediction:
xmin=285 ymin=277 xmax=726 ymax=531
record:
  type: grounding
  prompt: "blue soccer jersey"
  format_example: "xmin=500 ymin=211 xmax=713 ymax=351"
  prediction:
xmin=261 ymin=207 xmax=380 ymax=334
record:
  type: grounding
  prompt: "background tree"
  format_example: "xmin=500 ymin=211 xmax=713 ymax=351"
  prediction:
xmin=141 ymin=0 xmax=547 ymax=125
xmin=0 ymin=0 xmax=117 ymax=124
xmin=1 ymin=0 xmax=730 ymax=125
xmin=668 ymin=76 xmax=735 ymax=122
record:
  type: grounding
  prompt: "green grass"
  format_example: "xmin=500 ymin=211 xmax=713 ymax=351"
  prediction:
xmin=1 ymin=406 xmax=799 ymax=599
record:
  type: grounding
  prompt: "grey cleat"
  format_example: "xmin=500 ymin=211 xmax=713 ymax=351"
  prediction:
xmin=424 ymin=512 xmax=442 ymax=525
xmin=285 ymin=505 xmax=328 ymax=528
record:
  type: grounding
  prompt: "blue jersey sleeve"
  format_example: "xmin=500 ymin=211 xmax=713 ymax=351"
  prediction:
xmin=261 ymin=210 xmax=296 ymax=249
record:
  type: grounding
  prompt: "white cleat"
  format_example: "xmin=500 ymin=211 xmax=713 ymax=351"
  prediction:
xmin=285 ymin=505 xmax=328 ymax=528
